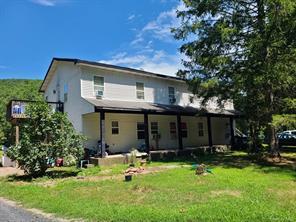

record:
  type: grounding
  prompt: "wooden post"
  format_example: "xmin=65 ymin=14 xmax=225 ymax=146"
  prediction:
xmin=100 ymin=111 xmax=106 ymax=158
xmin=230 ymin=117 xmax=235 ymax=147
xmin=144 ymin=113 xmax=150 ymax=153
xmin=207 ymin=116 xmax=213 ymax=147
xmin=15 ymin=124 xmax=19 ymax=145
xmin=177 ymin=114 xmax=183 ymax=150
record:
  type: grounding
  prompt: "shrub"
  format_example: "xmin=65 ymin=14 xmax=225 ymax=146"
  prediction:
xmin=63 ymin=155 xmax=77 ymax=167
xmin=7 ymin=102 xmax=85 ymax=177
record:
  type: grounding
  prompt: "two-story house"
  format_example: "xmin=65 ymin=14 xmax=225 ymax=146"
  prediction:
xmin=40 ymin=58 xmax=239 ymax=156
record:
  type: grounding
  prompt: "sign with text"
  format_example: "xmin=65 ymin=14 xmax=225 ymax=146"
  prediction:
xmin=11 ymin=101 xmax=27 ymax=119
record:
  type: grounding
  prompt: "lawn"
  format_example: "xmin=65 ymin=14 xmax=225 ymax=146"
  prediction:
xmin=0 ymin=152 xmax=295 ymax=222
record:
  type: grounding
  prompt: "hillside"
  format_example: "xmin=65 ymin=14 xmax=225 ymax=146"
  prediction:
xmin=0 ymin=79 xmax=43 ymax=144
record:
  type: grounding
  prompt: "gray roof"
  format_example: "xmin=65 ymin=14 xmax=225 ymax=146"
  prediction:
xmin=40 ymin=57 xmax=184 ymax=92
xmin=84 ymin=98 xmax=240 ymax=117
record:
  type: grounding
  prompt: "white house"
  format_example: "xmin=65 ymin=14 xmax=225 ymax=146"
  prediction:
xmin=40 ymin=58 xmax=239 ymax=156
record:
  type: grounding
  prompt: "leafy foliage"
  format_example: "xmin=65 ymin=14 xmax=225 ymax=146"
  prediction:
xmin=273 ymin=114 xmax=296 ymax=131
xmin=7 ymin=102 xmax=85 ymax=177
xmin=0 ymin=79 xmax=43 ymax=145
xmin=173 ymin=0 xmax=296 ymax=151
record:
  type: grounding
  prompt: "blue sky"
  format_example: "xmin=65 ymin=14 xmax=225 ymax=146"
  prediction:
xmin=0 ymin=0 xmax=185 ymax=79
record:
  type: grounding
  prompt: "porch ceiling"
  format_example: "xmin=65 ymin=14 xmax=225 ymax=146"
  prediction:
xmin=84 ymin=98 xmax=241 ymax=117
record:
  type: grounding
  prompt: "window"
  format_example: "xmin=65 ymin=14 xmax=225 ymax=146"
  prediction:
xmin=137 ymin=122 xmax=145 ymax=139
xmin=181 ymin=122 xmax=187 ymax=138
xmin=225 ymin=122 xmax=230 ymax=139
xmin=136 ymin=82 xmax=144 ymax=99
xmin=168 ymin=87 xmax=175 ymax=103
xmin=94 ymin=76 xmax=104 ymax=98
xmin=170 ymin=122 xmax=177 ymax=139
xmin=151 ymin=122 xmax=158 ymax=135
xmin=111 ymin=121 xmax=119 ymax=135
xmin=64 ymin=84 xmax=68 ymax=102
xmin=198 ymin=122 xmax=204 ymax=137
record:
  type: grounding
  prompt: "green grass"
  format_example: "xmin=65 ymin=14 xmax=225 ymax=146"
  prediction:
xmin=0 ymin=152 xmax=295 ymax=222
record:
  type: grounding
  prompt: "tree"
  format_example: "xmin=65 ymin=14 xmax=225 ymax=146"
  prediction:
xmin=0 ymin=79 xmax=42 ymax=145
xmin=7 ymin=102 xmax=85 ymax=177
xmin=173 ymin=0 xmax=296 ymax=152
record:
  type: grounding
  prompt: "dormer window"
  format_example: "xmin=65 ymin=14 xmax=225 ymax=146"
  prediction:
xmin=94 ymin=76 xmax=104 ymax=99
xmin=136 ymin=82 xmax=144 ymax=99
xmin=168 ymin=86 xmax=176 ymax=104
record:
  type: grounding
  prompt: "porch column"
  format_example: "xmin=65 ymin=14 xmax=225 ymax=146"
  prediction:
xmin=144 ymin=113 xmax=150 ymax=153
xmin=230 ymin=117 xmax=235 ymax=147
xmin=99 ymin=111 xmax=106 ymax=158
xmin=177 ymin=114 xmax=183 ymax=150
xmin=207 ymin=116 xmax=213 ymax=147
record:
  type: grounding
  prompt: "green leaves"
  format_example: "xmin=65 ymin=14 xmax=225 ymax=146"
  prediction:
xmin=7 ymin=102 xmax=85 ymax=177
xmin=174 ymin=0 xmax=296 ymax=150
xmin=0 ymin=79 xmax=43 ymax=145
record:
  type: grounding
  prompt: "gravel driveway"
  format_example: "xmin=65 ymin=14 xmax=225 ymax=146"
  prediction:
xmin=0 ymin=198 xmax=60 ymax=222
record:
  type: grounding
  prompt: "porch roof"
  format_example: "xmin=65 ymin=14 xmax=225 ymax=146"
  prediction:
xmin=84 ymin=98 xmax=241 ymax=117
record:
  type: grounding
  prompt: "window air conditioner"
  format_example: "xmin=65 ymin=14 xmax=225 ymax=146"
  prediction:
xmin=96 ymin=90 xmax=104 ymax=98
xmin=169 ymin=97 xmax=176 ymax=104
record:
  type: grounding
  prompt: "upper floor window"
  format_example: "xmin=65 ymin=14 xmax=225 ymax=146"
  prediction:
xmin=168 ymin=87 xmax=176 ymax=104
xmin=198 ymin=122 xmax=204 ymax=137
xmin=94 ymin=76 xmax=104 ymax=98
xmin=136 ymin=82 xmax=144 ymax=99
xmin=64 ymin=84 xmax=68 ymax=102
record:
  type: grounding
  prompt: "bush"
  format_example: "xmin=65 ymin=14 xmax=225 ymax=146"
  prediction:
xmin=7 ymin=102 xmax=85 ymax=177
xmin=63 ymin=155 xmax=77 ymax=167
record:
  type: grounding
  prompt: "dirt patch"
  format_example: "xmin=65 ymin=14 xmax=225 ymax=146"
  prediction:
xmin=210 ymin=190 xmax=242 ymax=197
xmin=76 ymin=165 xmax=182 ymax=182
xmin=131 ymin=184 xmax=154 ymax=193
xmin=0 ymin=167 xmax=24 ymax=177
xmin=262 ymin=155 xmax=296 ymax=169
xmin=21 ymin=164 xmax=184 ymax=187
xmin=267 ymin=188 xmax=296 ymax=200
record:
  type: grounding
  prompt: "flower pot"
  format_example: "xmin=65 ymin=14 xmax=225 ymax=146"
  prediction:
xmin=125 ymin=174 xmax=132 ymax=182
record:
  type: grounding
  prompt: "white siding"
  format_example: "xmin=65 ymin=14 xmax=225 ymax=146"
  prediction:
xmin=211 ymin=117 xmax=231 ymax=145
xmin=44 ymin=61 xmax=234 ymax=151
xmin=79 ymin=65 xmax=230 ymax=109
xmin=82 ymin=113 xmax=230 ymax=153
xmin=44 ymin=62 xmax=93 ymax=133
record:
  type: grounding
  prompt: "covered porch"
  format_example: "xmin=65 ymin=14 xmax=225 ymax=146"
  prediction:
xmin=82 ymin=98 xmax=240 ymax=158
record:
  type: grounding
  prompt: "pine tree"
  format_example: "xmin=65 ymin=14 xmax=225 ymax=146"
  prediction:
xmin=173 ymin=0 xmax=296 ymax=152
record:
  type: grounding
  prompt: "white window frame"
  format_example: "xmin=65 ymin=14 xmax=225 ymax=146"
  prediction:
xmin=168 ymin=86 xmax=175 ymax=103
xmin=137 ymin=122 xmax=145 ymax=140
xmin=136 ymin=82 xmax=145 ymax=100
xmin=198 ymin=122 xmax=204 ymax=137
xmin=94 ymin=76 xmax=104 ymax=98
xmin=111 ymin=121 xmax=119 ymax=135
xmin=151 ymin=122 xmax=158 ymax=135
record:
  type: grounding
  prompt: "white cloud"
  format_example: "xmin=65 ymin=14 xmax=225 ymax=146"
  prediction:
xmin=99 ymin=2 xmax=186 ymax=76
xmin=136 ymin=1 xmax=185 ymax=42
xmin=30 ymin=0 xmax=60 ymax=6
xmin=99 ymin=50 xmax=183 ymax=76
xmin=127 ymin=14 xmax=136 ymax=21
